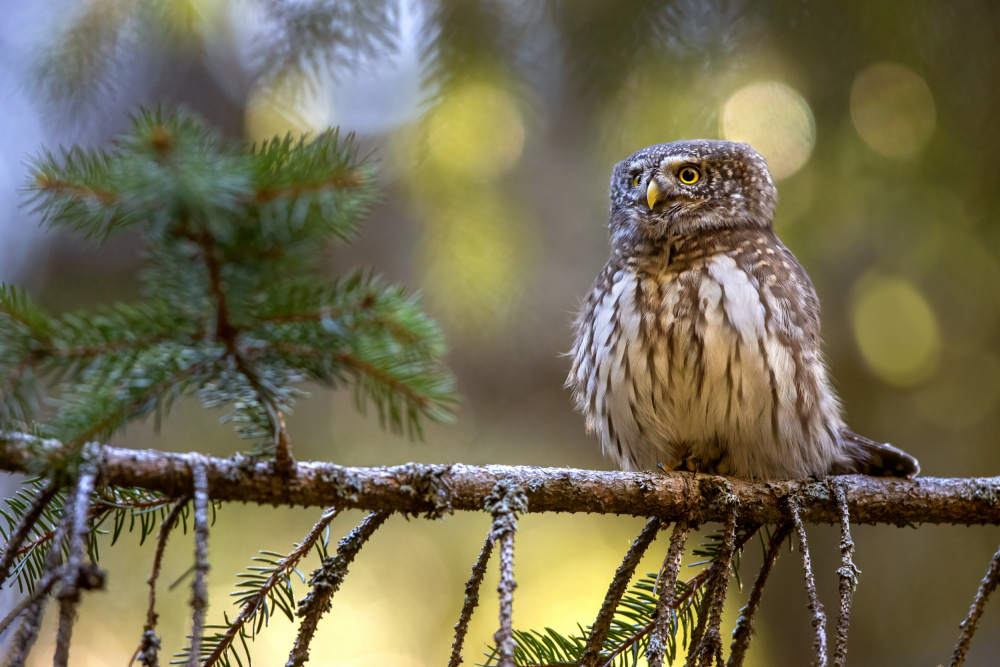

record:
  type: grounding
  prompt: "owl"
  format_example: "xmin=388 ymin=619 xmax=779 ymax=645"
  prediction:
xmin=567 ymin=140 xmax=919 ymax=480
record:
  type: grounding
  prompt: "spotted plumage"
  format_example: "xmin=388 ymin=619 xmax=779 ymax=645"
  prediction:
xmin=567 ymin=139 xmax=919 ymax=479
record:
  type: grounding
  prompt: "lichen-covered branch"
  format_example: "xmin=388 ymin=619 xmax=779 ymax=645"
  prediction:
xmin=187 ymin=458 xmax=211 ymax=667
xmin=484 ymin=480 xmax=528 ymax=667
xmin=448 ymin=533 xmax=495 ymax=667
xmin=581 ymin=517 xmax=663 ymax=667
xmin=727 ymin=524 xmax=792 ymax=667
xmin=832 ymin=483 xmax=859 ymax=667
xmin=949 ymin=542 xmax=1000 ymax=667
xmin=647 ymin=521 xmax=691 ymax=667
xmin=286 ymin=509 xmax=391 ymax=667
xmin=789 ymin=498 xmax=827 ymax=667
xmin=0 ymin=437 xmax=994 ymax=526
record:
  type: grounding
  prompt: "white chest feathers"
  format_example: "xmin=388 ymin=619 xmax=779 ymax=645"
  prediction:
xmin=569 ymin=253 xmax=844 ymax=479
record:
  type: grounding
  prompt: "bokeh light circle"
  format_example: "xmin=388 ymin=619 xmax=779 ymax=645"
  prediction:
xmin=721 ymin=82 xmax=815 ymax=180
xmin=851 ymin=274 xmax=941 ymax=386
xmin=850 ymin=62 xmax=936 ymax=158
xmin=425 ymin=81 xmax=525 ymax=181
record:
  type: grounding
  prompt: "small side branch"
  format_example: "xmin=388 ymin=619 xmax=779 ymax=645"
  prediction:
xmin=187 ymin=459 xmax=211 ymax=667
xmin=832 ymin=483 xmax=859 ymax=667
xmin=647 ymin=521 xmax=691 ymax=667
xmin=581 ymin=517 xmax=663 ymax=667
xmin=54 ymin=449 xmax=102 ymax=667
xmin=949 ymin=542 xmax=1000 ymax=667
xmin=788 ymin=497 xmax=827 ymax=667
xmin=202 ymin=505 xmax=341 ymax=667
xmin=686 ymin=504 xmax=740 ymax=667
xmin=0 ymin=480 xmax=57 ymax=586
xmin=286 ymin=509 xmax=391 ymax=667
xmin=448 ymin=533 xmax=495 ymax=667
xmin=727 ymin=524 xmax=792 ymax=667
xmin=485 ymin=479 xmax=529 ymax=667
xmin=5 ymin=475 xmax=79 ymax=666
xmin=137 ymin=497 xmax=190 ymax=667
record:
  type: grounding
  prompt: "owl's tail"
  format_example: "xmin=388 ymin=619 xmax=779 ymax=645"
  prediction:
xmin=832 ymin=430 xmax=920 ymax=478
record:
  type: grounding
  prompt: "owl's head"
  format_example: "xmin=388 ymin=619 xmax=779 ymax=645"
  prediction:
xmin=608 ymin=140 xmax=777 ymax=246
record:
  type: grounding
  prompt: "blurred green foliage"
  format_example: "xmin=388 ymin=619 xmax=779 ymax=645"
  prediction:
xmin=7 ymin=0 xmax=1000 ymax=665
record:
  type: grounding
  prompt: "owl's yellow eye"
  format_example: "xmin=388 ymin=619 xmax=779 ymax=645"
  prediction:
xmin=678 ymin=166 xmax=701 ymax=185
xmin=632 ymin=174 xmax=642 ymax=188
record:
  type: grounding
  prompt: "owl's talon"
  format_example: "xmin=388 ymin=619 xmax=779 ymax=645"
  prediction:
xmin=656 ymin=461 xmax=674 ymax=474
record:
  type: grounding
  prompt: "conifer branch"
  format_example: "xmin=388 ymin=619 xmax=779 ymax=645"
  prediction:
xmin=686 ymin=505 xmax=740 ymax=667
xmin=646 ymin=521 xmax=691 ymax=667
xmin=949 ymin=542 xmax=1000 ymax=667
xmin=581 ymin=517 xmax=662 ymax=667
xmin=137 ymin=497 xmax=189 ymax=667
xmin=831 ymin=483 xmax=858 ymax=667
xmin=788 ymin=497 xmax=827 ymax=667
xmin=449 ymin=532 xmax=495 ymax=667
xmin=4 ymin=476 xmax=78 ymax=665
xmin=727 ymin=524 xmax=792 ymax=667
xmin=53 ymin=449 xmax=101 ymax=667
xmin=0 ymin=440 xmax=993 ymax=525
xmin=0 ymin=480 xmax=57 ymax=586
xmin=485 ymin=480 xmax=528 ymax=667
xmin=287 ymin=509 xmax=391 ymax=667
xmin=201 ymin=505 xmax=341 ymax=667
xmin=187 ymin=459 xmax=211 ymax=667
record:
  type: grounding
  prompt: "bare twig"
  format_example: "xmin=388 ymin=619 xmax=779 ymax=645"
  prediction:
xmin=727 ymin=524 xmax=792 ymax=667
xmin=0 ymin=438 xmax=993 ymax=526
xmin=5 ymin=474 xmax=79 ymax=666
xmin=831 ymin=483 xmax=858 ymax=667
xmin=949 ymin=542 xmax=1000 ymax=667
xmin=580 ymin=518 xmax=663 ymax=666
xmin=54 ymin=449 xmax=101 ymax=667
xmin=187 ymin=458 xmax=211 ymax=667
xmin=0 ymin=480 xmax=57 ymax=587
xmin=647 ymin=521 xmax=691 ymax=667
xmin=134 ymin=497 xmax=190 ymax=667
xmin=287 ymin=509 xmax=391 ymax=667
xmin=203 ymin=505 xmax=341 ymax=667
xmin=448 ymin=533 xmax=495 ymax=667
xmin=484 ymin=480 xmax=528 ymax=667
xmin=788 ymin=497 xmax=827 ymax=667
xmin=687 ymin=504 xmax=740 ymax=667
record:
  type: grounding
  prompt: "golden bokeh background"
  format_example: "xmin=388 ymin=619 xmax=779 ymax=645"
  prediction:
xmin=2 ymin=1 xmax=1000 ymax=665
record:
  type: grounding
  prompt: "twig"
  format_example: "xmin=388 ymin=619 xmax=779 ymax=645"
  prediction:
xmin=727 ymin=524 xmax=792 ymax=667
xmin=286 ymin=509 xmax=391 ymax=667
xmin=54 ymin=449 xmax=101 ymax=667
xmin=949 ymin=542 xmax=1000 ymax=667
xmin=188 ymin=458 xmax=211 ymax=667
xmin=686 ymin=504 xmax=740 ymax=667
xmin=202 ymin=505 xmax=341 ymax=667
xmin=135 ymin=497 xmax=190 ymax=667
xmin=647 ymin=521 xmax=691 ymax=667
xmin=0 ymin=480 xmax=57 ymax=587
xmin=580 ymin=518 xmax=663 ymax=666
xmin=5 ymin=474 xmax=79 ymax=666
xmin=831 ymin=483 xmax=858 ymax=667
xmin=448 ymin=533 xmax=495 ymax=667
xmin=788 ymin=497 xmax=827 ymax=667
xmin=484 ymin=480 xmax=528 ymax=667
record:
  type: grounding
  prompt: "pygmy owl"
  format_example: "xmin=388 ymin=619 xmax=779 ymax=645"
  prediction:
xmin=567 ymin=140 xmax=919 ymax=480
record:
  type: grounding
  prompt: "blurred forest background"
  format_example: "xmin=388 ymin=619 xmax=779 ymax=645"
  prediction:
xmin=1 ymin=0 xmax=1000 ymax=665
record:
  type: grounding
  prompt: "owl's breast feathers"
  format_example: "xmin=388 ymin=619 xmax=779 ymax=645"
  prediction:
xmin=568 ymin=227 xmax=848 ymax=478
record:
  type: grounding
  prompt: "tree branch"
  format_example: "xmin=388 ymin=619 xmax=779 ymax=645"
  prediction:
xmin=0 ymin=438 xmax=992 ymax=525
xmin=581 ymin=517 xmax=662 ymax=667
xmin=449 ymin=533 xmax=494 ymax=667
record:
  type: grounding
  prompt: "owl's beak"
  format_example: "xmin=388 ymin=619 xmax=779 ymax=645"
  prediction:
xmin=647 ymin=178 xmax=668 ymax=209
